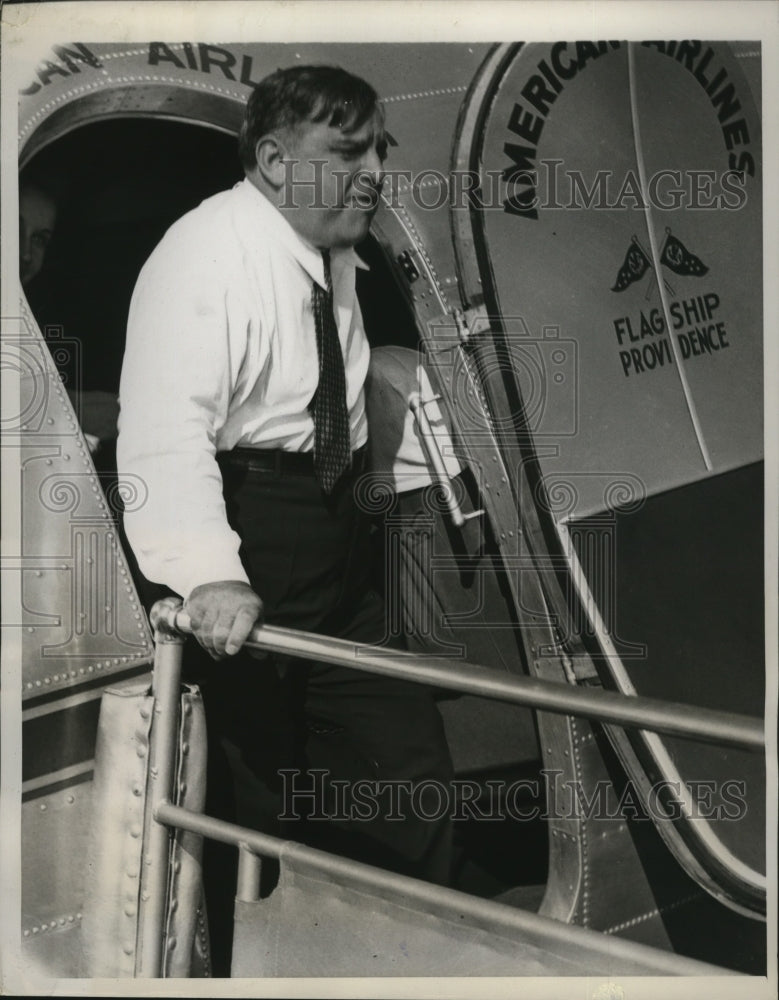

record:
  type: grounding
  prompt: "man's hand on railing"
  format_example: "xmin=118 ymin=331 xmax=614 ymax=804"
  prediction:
xmin=184 ymin=580 xmax=264 ymax=659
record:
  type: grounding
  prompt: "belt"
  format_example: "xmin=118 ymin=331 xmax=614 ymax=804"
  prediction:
xmin=218 ymin=444 xmax=367 ymax=477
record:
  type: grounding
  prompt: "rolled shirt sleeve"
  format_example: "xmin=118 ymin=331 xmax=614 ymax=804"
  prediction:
xmin=117 ymin=220 xmax=252 ymax=599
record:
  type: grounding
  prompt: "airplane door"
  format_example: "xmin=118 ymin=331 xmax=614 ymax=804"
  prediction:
xmin=450 ymin=41 xmax=765 ymax=915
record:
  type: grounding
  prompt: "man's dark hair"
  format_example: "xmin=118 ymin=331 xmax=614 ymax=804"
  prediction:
xmin=238 ymin=64 xmax=380 ymax=171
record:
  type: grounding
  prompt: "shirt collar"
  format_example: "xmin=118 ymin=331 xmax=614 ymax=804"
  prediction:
xmin=237 ymin=178 xmax=369 ymax=288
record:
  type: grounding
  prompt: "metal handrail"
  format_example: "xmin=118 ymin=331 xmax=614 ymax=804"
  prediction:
xmin=151 ymin=599 xmax=764 ymax=753
xmin=136 ymin=607 xmax=189 ymax=977
xmin=153 ymin=800 xmax=726 ymax=976
xmin=138 ymin=596 xmax=765 ymax=977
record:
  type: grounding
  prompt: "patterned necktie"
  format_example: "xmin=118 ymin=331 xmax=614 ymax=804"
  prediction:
xmin=310 ymin=250 xmax=351 ymax=493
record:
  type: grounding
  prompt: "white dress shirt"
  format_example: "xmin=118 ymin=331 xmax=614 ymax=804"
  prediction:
xmin=117 ymin=178 xmax=370 ymax=599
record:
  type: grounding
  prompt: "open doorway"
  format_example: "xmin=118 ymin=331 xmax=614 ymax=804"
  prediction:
xmin=21 ymin=118 xmax=243 ymax=405
xmin=21 ymin=115 xmax=420 ymax=434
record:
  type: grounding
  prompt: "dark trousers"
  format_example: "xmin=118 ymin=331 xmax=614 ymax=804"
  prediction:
xmin=200 ymin=452 xmax=454 ymax=969
xmin=392 ymin=469 xmax=530 ymax=673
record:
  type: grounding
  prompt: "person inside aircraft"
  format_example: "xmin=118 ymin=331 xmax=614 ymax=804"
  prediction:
xmin=117 ymin=64 xmax=455 ymax=969
xmin=365 ymin=347 xmax=545 ymax=882
xmin=366 ymin=345 xmax=531 ymax=673
xmin=19 ymin=179 xmax=57 ymax=289
xmin=20 ymin=173 xmax=120 ymax=460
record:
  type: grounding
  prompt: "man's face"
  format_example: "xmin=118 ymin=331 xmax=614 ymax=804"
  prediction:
xmin=280 ymin=109 xmax=387 ymax=250
xmin=19 ymin=187 xmax=56 ymax=286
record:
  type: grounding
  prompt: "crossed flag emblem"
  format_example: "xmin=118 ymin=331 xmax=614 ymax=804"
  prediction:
xmin=611 ymin=228 xmax=708 ymax=293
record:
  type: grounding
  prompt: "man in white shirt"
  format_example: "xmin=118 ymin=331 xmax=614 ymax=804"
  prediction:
xmin=117 ymin=67 xmax=453 ymax=944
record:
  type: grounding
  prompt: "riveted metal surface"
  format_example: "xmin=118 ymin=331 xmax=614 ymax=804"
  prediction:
xmin=414 ymin=309 xmax=736 ymax=940
xmin=419 ymin=312 xmax=587 ymax=928
xmin=13 ymin=39 xmax=486 ymax=705
xmin=19 ymin=41 xmax=488 ymax=163
xmin=20 ymin=86 xmax=244 ymax=166
xmin=22 ymin=783 xmax=92 ymax=977
xmin=22 ymin=695 xmax=102 ymax=783
xmin=451 ymin=41 xmax=766 ymax=919
xmin=21 ymin=921 xmax=85 ymax=981
xmin=11 ymin=32 xmax=768 ymax=977
xmin=7 ymin=310 xmax=153 ymax=701
xmin=162 ymin=686 xmax=209 ymax=977
xmin=15 ymin=40 xmax=490 ymax=700
xmin=18 ymin=41 xmax=486 ymax=140
xmin=80 ymin=681 xmax=153 ymax=976
xmin=230 ymin=844 xmax=726 ymax=977
xmin=561 ymin=715 xmax=681 ymax=948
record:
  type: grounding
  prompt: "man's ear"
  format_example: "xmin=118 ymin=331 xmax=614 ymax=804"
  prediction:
xmin=255 ymin=135 xmax=287 ymax=188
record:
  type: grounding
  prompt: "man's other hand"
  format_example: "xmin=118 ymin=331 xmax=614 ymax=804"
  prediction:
xmin=185 ymin=580 xmax=264 ymax=659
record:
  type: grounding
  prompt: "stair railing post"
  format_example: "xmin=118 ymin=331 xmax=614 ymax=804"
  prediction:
xmin=136 ymin=596 xmax=187 ymax=977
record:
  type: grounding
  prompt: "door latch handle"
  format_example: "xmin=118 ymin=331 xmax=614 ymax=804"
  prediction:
xmin=409 ymin=393 xmax=484 ymax=529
